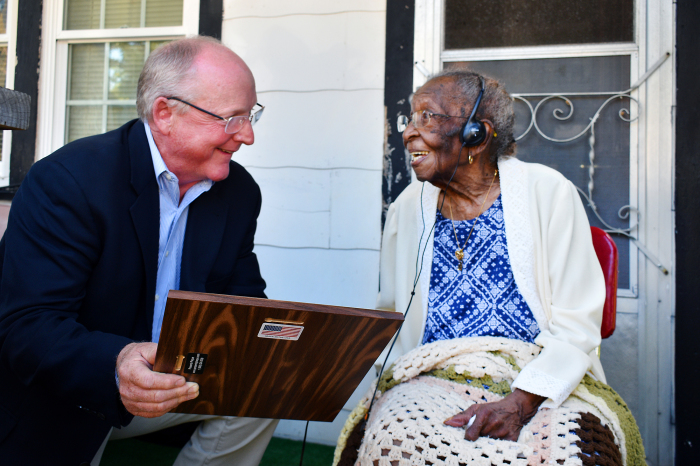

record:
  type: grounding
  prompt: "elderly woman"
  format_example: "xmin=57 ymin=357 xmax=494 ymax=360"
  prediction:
xmin=334 ymin=70 xmax=644 ymax=466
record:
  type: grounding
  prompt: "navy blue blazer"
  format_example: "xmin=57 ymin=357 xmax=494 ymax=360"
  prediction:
xmin=0 ymin=120 xmax=266 ymax=464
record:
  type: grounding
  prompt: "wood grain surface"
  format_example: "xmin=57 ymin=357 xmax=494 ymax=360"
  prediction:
xmin=153 ymin=291 xmax=403 ymax=421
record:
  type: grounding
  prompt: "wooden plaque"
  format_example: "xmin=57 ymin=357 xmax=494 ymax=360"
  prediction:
xmin=153 ymin=290 xmax=403 ymax=422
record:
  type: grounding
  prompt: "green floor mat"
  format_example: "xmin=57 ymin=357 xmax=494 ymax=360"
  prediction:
xmin=261 ymin=437 xmax=335 ymax=466
xmin=100 ymin=436 xmax=335 ymax=465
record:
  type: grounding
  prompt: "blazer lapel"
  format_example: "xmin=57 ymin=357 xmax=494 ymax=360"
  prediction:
xmin=128 ymin=121 xmax=159 ymax=320
xmin=180 ymin=186 xmax=228 ymax=291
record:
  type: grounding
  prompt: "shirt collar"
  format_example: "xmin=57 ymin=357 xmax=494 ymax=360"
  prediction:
xmin=144 ymin=120 xmax=170 ymax=180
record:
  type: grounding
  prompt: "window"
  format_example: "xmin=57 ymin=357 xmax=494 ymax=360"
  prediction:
xmin=37 ymin=0 xmax=200 ymax=158
xmin=63 ymin=0 xmax=183 ymax=30
xmin=443 ymin=0 xmax=634 ymax=49
xmin=0 ymin=0 xmax=17 ymax=187
xmin=65 ymin=39 xmax=168 ymax=142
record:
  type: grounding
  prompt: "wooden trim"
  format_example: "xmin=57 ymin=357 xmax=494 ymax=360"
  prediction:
xmin=674 ymin=0 xmax=700 ymax=462
xmin=382 ymin=0 xmax=415 ymax=226
xmin=199 ymin=0 xmax=223 ymax=40
xmin=55 ymin=26 xmax=189 ymax=41
xmin=6 ymin=0 xmax=42 ymax=192
xmin=0 ymin=0 xmax=19 ymax=186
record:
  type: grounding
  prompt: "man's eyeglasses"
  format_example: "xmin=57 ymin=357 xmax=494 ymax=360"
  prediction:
xmin=167 ymin=97 xmax=265 ymax=134
xmin=396 ymin=110 xmax=468 ymax=133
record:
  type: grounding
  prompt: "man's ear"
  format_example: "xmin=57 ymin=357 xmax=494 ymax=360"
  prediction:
xmin=151 ymin=97 xmax=174 ymax=135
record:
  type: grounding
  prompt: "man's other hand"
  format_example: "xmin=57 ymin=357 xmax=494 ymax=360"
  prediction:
xmin=116 ymin=342 xmax=199 ymax=417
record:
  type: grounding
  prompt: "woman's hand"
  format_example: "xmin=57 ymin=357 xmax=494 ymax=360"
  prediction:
xmin=444 ymin=389 xmax=546 ymax=441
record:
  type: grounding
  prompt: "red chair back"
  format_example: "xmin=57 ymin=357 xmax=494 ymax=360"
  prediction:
xmin=590 ymin=227 xmax=618 ymax=338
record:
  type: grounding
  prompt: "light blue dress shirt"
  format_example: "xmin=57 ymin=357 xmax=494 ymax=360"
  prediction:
xmin=144 ymin=122 xmax=213 ymax=343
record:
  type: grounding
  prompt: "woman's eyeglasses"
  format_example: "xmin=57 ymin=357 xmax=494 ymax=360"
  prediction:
xmin=397 ymin=110 xmax=468 ymax=133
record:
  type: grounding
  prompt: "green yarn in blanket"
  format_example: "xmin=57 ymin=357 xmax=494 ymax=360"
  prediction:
xmin=580 ymin=375 xmax=646 ymax=466
xmin=488 ymin=351 xmax=521 ymax=371
xmin=425 ymin=365 xmax=513 ymax=397
xmin=372 ymin=357 xmax=644 ymax=466
xmin=377 ymin=362 xmax=515 ymax=398
xmin=376 ymin=351 xmax=521 ymax=396
xmin=376 ymin=364 xmax=400 ymax=394
xmin=339 ymin=346 xmax=645 ymax=466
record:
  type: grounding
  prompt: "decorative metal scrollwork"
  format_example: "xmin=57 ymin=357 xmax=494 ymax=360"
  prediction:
xmin=410 ymin=52 xmax=671 ymax=273
xmin=508 ymin=51 xmax=671 ymax=274
xmin=512 ymin=92 xmax=640 ymax=230
xmin=514 ymin=93 xmax=639 ymax=143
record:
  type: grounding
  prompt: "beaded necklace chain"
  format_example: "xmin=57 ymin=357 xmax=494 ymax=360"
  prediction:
xmin=446 ymin=169 xmax=499 ymax=271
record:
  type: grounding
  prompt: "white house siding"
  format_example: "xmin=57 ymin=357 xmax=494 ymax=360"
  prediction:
xmin=222 ymin=0 xmax=386 ymax=445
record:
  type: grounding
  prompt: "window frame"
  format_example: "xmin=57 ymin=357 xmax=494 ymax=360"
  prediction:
xmin=0 ymin=0 xmax=19 ymax=188
xmin=412 ymin=2 xmax=677 ymax=462
xmin=62 ymin=39 xmax=176 ymax=143
xmin=37 ymin=0 xmax=200 ymax=160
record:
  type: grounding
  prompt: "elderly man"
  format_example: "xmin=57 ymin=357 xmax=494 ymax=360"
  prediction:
xmin=0 ymin=36 xmax=277 ymax=465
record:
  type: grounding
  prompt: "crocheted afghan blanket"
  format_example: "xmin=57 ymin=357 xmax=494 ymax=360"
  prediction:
xmin=334 ymin=337 xmax=644 ymax=466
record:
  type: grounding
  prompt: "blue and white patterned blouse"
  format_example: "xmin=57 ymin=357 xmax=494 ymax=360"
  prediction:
xmin=422 ymin=195 xmax=540 ymax=344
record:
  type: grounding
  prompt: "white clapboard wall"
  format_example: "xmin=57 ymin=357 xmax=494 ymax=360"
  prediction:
xmin=223 ymin=0 xmax=386 ymax=445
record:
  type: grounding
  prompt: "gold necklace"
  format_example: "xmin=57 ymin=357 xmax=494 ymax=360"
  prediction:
xmin=446 ymin=169 xmax=498 ymax=272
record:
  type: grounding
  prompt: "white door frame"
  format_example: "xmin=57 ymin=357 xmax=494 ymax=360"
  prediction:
xmin=412 ymin=1 xmax=676 ymax=463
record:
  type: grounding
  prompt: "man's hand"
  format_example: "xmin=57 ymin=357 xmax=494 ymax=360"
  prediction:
xmin=444 ymin=389 xmax=546 ymax=441
xmin=116 ymin=342 xmax=199 ymax=418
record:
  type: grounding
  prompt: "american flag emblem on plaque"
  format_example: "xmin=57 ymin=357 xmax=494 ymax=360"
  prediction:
xmin=257 ymin=323 xmax=304 ymax=341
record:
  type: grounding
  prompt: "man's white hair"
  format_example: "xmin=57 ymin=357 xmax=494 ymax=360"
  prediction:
xmin=136 ymin=35 xmax=226 ymax=122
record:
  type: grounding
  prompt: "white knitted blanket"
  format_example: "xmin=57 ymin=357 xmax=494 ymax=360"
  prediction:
xmin=334 ymin=337 xmax=644 ymax=466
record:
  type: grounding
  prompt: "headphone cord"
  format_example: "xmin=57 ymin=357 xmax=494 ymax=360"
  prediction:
xmin=299 ymin=420 xmax=310 ymax=466
xmin=363 ymin=143 xmax=466 ymax=425
xmin=299 ymin=151 xmax=464 ymax=459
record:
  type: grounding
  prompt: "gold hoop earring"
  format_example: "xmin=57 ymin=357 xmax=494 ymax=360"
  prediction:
xmin=468 ymin=154 xmax=474 ymax=164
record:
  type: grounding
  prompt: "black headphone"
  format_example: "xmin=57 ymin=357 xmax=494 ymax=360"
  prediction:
xmin=366 ymin=76 xmax=489 ymax=424
xmin=366 ymin=78 xmax=488 ymax=422
xmin=459 ymin=76 xmax=486 ymax=146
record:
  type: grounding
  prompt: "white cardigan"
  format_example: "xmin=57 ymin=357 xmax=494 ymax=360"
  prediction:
xmin=377 ymin=157 xmax=606 ymax=406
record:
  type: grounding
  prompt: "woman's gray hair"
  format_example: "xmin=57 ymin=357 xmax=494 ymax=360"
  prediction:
xmin=136 ymin=35 xmax=224 ymax=121
xmin=426 ymin=68 xmax=516 ymax=161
